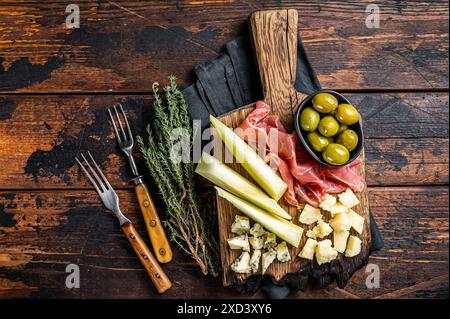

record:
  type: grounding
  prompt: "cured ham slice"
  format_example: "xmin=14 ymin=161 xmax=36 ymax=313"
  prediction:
xmin=236 ymin=101 xmax=366 ymax=206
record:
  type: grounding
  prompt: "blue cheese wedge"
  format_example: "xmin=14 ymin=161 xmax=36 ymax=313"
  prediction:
xmin=348 ymin=209 xmax=364 ymax=234
xmin=261 ymin=249 xmax=277 ymax=274
xmin=227 ymin=234 xmax=250 ymax=252
xmin=249 ymin=236 xmax=264 ymax=250
xmin=306 ymin=220 xmax=333 ymax=239
xmin=231 ymin=251 xmax=251 ymax=274
xmin=299 ymin=238 xmax=318 ymax=260
xmin=338 ymin=189 xmax=360 ymax=208
xmin=315 ymin=240 xmax=338 ymax=265
xmin=345 ymin=235 xmax=362 ymax=257
xmin=250 ymin=249 xmax=261 ymax=273
xmin=333 ymin=230 xmax=350 ymax=253
xmin=299 ymin=204 xmax=322 ymax=225
xmin=329 ymin=202 xmax=349 ymax=217
xmin=263 ymin=232 xmax=277 ymax=249
xmin=319 ymin=194 xmax=337 ymax=212
xmin=231 ymin=215 xmax=250 ymax=235
xmin=275 ymin=241 xmax=291 ymax=262
xmin=329 ymin=212 xmax=351 ymax=232
xmin=249 ymin=223 xmax=266 ymax=237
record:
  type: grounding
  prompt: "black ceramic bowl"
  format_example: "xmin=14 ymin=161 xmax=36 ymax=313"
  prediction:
xmin=294 ymin=90 xmax=364 ymax=166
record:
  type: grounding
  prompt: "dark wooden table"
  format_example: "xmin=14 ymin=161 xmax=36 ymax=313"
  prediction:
xmin=0 ymin=1 xmax=448 ymax=299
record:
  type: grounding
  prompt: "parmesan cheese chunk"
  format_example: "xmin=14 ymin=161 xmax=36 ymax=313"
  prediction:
xmin=315 ymin=240 xmax=338 ymax=265
xmin=306 ymin=220 xmax=333 ymax=239
xmin=319 ymin=194 xmax=337 ymax=212
xmin=329 ymin=212 xmax=351 ymax=232
xmin=338 ymin=189 xmax=360 ymax=208
xmin=333 ymin=230 xmax=350 ymax=253
xmin=299 ymin=204 xmax=322 ymax=225
xmin=329 ymin=202 xmax=349 ymax=217
xmin=345 ymin=236 xmax=362 ymax=257
xmin=299 ymin=238 xmax=318 ymax=260
xmin=348 ymin=209 xmax=364 ymax=234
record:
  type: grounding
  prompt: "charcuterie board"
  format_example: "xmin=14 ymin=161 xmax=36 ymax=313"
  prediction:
xmin=215 ymin=9 xmax=371 ymax=291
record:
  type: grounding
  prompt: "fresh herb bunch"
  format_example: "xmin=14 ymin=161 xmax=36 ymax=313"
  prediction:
xmin=137 ymin=76 xmax=219 ymax=277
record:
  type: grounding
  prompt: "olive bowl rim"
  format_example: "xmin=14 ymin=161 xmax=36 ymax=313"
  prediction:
xmin=294 ymin=90 xmax=364 ymax=167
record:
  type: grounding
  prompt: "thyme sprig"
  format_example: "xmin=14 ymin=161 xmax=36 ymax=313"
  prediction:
xmin=137 ymin=76 xmax=219 ymax=276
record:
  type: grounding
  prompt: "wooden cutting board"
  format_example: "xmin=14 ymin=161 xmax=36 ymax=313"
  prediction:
xmin=215 ymin=9 xmax=371 ymax=292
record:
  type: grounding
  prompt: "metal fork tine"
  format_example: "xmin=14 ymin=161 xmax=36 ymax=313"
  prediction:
xmin=118 ymin=103 xmax=133 ymax=141
xmin=113 ymin=104 xmax=127 ymax=142
xmin=108 ymin=107 xmax=122 ymax=143
xmin=81 ymin=153 xmax=107 ymax=192
xmin=76 ymin=157 xmax=102 ymax=195
xmin=87 ymin=151 xmax=113 ymax=191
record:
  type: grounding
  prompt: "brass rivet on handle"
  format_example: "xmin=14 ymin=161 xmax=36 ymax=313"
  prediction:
xmin=130 ymin=234 xmax=135 ymax=239
xmin=150 ymin=220 xmax=156 ymax=227
xmin=159 ymin=248 xmax=166 ymax=255
xmin=143 ymin=200 xmax=150 ymax=207
xmin=143 ymin=255 xmax=149 ymax=260
xmin=155 ymin=273 xmax=161 ymax=279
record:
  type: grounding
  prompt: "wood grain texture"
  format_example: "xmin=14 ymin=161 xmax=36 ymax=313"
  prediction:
xmin=135 ymin=182 xmax=173 ymax=264
xmin=0 ymin=1 xmax=448 ymax=93
xmin=0 ymin=1 xmax=448 ymax=299
xmin=0 ymin=187 xmax=447 ymax=298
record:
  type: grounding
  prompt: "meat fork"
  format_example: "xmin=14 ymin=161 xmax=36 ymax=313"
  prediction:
xmin=108 ymin=104 xmax=173 ymax=264
xmin=76 ymin=152 xmax=172 ymax=294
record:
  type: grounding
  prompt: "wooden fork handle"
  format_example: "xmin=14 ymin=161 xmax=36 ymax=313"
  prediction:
xmin=122 ymin=223 xmax=172 ymax=294
xmin=135 ymin=181 xmax=173 ymax=263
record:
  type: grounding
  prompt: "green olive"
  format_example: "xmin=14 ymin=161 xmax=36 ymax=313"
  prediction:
xmin=337 ymin=123 xmax=348 ymax=135
xmin=307 ymin=132 xmax=330 ymax=152
xmin=323 ymin=143 xmax=350 ymax=165
xmin=312 ymin=93 xmax=338 ymax=113
xmin=318 ymin=116 xmax=340 ymax=137
xmin=336 ymin=129 xmax=359 ymax=152
xmin=300 ymin=107 xmax=320 ymax=132
xmin=335 ymin=103 xmax=359 ymax=125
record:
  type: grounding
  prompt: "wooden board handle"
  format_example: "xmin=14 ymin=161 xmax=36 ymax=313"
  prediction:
xmin=250 ymin=9 xmax=299 ymax=130
xmin=135 ymin=182 xmax=173 ymax=264
xmin=122 ymin=223 xmax=172 ymax=294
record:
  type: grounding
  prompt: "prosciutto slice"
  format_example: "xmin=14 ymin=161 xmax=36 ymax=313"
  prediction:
xmin=236 ymin=101 xmax=366 ymax=206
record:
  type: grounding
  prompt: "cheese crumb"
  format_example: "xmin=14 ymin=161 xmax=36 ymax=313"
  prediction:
xmin=261 ymin=249 xmax=277 ymax=274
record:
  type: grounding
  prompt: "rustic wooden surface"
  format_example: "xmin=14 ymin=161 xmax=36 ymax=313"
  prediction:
xmin=0 ymin=1 xmax=448 ymax=299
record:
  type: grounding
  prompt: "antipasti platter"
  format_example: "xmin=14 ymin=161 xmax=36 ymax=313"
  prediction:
xmin=196 ymin=9 xmax=371 ymax=291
